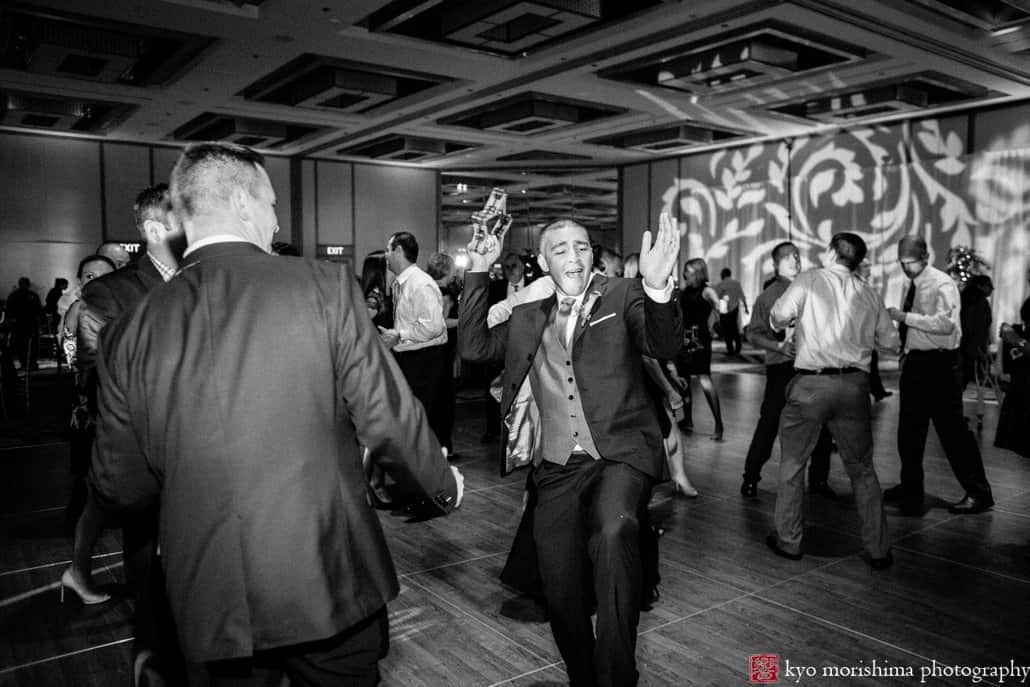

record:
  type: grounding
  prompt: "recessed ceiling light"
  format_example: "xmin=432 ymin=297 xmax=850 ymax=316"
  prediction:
xmin=992 ymin=25 xmax=1022 ymax=37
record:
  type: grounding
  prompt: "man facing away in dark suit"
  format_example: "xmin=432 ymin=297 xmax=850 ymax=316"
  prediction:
xmin=459 ymin=213 xmax=683 ymax=687
xmin=73 ymin=183 xmax=186 ymax=684
xmin=90 ymin=142 xmax=464 ymax=686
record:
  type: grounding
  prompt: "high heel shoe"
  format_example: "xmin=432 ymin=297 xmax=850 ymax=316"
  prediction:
xmin=60 ymin=567 xmax=111 ymax=605
xmin=673 ymin=480 xmax=699 ymax=498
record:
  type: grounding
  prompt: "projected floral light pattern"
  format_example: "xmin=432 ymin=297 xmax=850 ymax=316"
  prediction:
xmin=645 ymin=115 xmax=1030 ymax=328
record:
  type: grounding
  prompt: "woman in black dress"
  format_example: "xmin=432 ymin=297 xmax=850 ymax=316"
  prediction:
xmin=674 ymin=258 xmax=724 ymax=440
xmin=996 ymin=270 xmax=1030 ymax=458
xmin=360 ymin=250 xmax=393 ymax=329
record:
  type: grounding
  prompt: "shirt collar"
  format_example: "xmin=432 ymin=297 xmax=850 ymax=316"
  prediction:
xmin=555 ymin=278 xmax=594 ymax=309
xmin=911 ymin=264 xmax=937 ymax=286
xmin=183 ymin=234 xmax=257 ymax=257
xmin=147 ymin=252 xmax=177 ymax=282
xmin=395 ymin=263 xmax=419 ymax=285
xmin=828 ymin=263 xmax=854 ymax=276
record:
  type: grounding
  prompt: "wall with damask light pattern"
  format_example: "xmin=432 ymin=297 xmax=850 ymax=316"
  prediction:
xmin=621 ymin=103 xmax=1030 ymax=333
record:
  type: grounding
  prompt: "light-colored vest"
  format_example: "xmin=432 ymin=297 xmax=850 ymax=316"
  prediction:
xmin=527 ymin=311 xmax=600 ymax=464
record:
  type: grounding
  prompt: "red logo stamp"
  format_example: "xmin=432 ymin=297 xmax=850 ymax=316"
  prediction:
xmin=750 ymin=654 xmax=780 ymax=683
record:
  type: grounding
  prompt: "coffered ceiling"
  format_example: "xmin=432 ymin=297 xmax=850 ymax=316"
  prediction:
xmin=4 ymin=0 xmax=1030 ymax=234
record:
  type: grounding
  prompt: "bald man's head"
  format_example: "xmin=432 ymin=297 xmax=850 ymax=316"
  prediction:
xmin=897 ymin=235 xmax=929 ymax=279
xmin=96 ymin=242 xmax=131 ymax=269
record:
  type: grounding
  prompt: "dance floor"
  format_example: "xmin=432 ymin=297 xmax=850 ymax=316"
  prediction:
xmin=1 ymin=354 xmax=1028 ymax=686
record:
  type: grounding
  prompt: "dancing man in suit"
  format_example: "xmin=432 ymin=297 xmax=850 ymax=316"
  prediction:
xmin=72 ymin=184 xmax=186 ymax=683
xmin=90 ymin=142 xmax=463 ymax=686
xmin=459 ymin=213 xmax=682 ymax=687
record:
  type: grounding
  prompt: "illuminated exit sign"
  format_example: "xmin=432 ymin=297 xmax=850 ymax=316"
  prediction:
xmin=316 ymin=244 xmax=354 ymax=262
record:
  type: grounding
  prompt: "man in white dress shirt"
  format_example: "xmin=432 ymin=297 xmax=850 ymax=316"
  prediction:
xmin=883 ymin=236 xmax=994 ymax=515
xmin=382 ymin=231 xmax=449 ymax=444
xmin=768 ymin=232 xmax=897 ymax=569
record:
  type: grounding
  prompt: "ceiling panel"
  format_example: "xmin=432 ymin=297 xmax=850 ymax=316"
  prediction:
xmin=0 ymin=0 xmax=1028 ymax=170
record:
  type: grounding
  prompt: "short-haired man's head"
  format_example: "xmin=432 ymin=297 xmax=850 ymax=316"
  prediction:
xmin=829 ymin=232 xmax=867 ymax=271
xmin=133 ymin=184 xmax=170 ymax=234
xmin=170 ymin=142 xmax=266 ymax=221
xmin=720 ymin=267 xmax=731 ymax=279
xmin=537 ymin=218 xmax=587 ymax=255
xmin=771 ymin=242 xmax=798 ymax=264
xmin=387 ymin=232 xmax=419 ymax=264
xmin=502 ymin=252 xmax=524 ymax=283
xmin=897 ymin=235 xmax=929 ymax=279
xmin=426 ymin=252 xmax=456 ymax=282
xmin=771 ymin=241 xmax=800 ymax=278
xmin=536 ymin=218 xmax=592 ymax=296
xmin=897 ymin=236 xmax=928 ymax=261
xmin=96 ymin=242 xmax=131 ymax=269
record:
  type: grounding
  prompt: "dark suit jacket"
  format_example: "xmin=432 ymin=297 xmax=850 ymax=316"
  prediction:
xmin=89 ymin=241 xmax=457 ymax=662
xmin=458 ymin=271 xmax=682 ymax=479
xmin=488 ymin=278 xmax=508 ymax=306
xmin=77 ymin=254 xmax=164 ymax=386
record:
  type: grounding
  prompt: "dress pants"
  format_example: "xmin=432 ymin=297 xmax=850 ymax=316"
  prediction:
xmin=429 ymin=337 xmax=457 ymax=452
xmin=719 ymin=308 xmax=742 ymax=354
xmin=776 ymin=372 xmax=889 ymax=558
xmin=394 ymin=344 xmax=447 ymax=444
xmin=532 ymin=456 xmax=652 ymax=687
xmin=743 ymin=362 xmax=833 ymax=485
xmin=126 ymin=506 xmax=187 ymax=682
xmin=205 ymin=607 xmax=389 ymax=687
xmin=897 ymin=349 xmax=992 ymax=501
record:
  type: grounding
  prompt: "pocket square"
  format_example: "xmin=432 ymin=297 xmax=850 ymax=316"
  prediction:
xmin=589 ymin=313 xmax=616 ymax=327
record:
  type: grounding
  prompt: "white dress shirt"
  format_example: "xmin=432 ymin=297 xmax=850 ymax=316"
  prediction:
xmin=901 ymin=264 xmax=962 ymax=351
xmin=183 ymin=234 xmax=260 ymax=257
xmin=392 ymin=264 xmax=447 ymax=352
xmin=771 ymin=264 xmax=898 ymax=372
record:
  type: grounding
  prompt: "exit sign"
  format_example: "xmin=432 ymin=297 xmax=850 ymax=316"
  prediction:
xmin=316 ymin=244 xmax=354 ymax=261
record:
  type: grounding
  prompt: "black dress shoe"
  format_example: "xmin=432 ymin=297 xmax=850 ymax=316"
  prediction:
xmin=765 ymin=533 xmax=803 ymax=561
xmin=893 ymin=499 xmax=926 ymax=517
xmin=948 ymin=494 xmax=994 ymax=514
xmin=740 ymin=479 xmax=758 ymax=498
xmin=869 ymin=551 xmax=894 ymax=570
xmin=872 ymin=391 xmax=893 ymax=402
xmin=809 ymin=482 xmax=837 ymax=499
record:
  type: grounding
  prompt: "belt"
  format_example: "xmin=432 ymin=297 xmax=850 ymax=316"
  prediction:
xmin=905 ymin=348 xmax=958 ymax=355
xmin=795 ymin=367 xmax=862 ymax=375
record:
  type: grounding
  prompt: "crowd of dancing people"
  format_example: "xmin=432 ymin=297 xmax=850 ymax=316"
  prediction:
xmin=1 ymin=140 xmax=1029 ymax=687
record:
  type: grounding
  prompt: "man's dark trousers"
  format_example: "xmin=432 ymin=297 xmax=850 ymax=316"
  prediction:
xmin=743 ymin=362 xmax=833 ymax=485
xmin=532 ymin=455 xmax=652 ymax=687
xmin=394 ymin=344 xmax=447 ymax=443
xmin=206 ymin=607 xmax=389 ymax=686
xmin=897 ymin=349 xmax=992 ymax=502
xmin=720 ymin=308 xmax=742 ymax=354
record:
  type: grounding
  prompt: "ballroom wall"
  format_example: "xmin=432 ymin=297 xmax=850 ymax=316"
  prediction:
xmin=0 ymin=131 xmax=439 ymax=299
xmin=620 ymin=101 xmax=1030 ymax=331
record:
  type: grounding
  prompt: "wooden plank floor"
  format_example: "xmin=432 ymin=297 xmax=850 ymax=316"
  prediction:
xmin=2 ymin=354 xmax=1029 ymax=686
